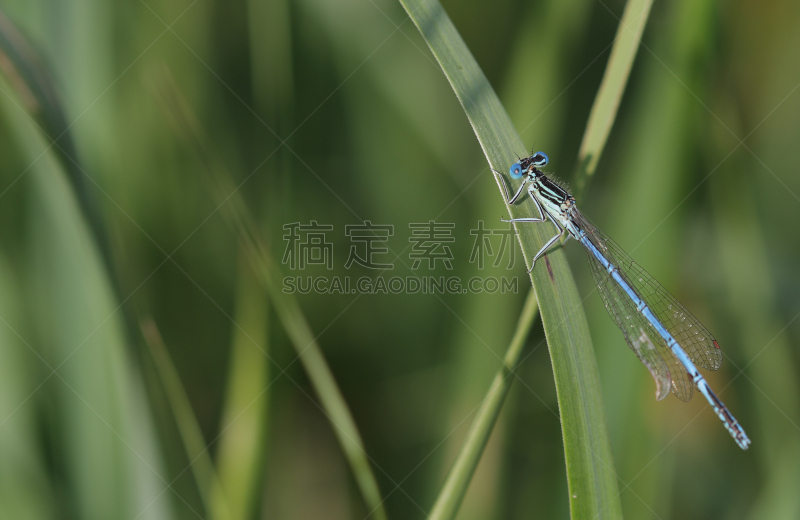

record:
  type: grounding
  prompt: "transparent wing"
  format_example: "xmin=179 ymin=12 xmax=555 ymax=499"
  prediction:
xmin=577 ymin=214 xmax=722 ymax=371
xmin=576 ymin=212 xmax=723 ymax=400
xmin=584 ymin=240 xmax=693 ymax=401
xmin=576 ymin=212 xmax=722 ymax=371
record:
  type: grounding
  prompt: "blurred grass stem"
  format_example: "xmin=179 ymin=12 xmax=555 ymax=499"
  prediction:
xmin=429 ymin=288 xmax=539 ymax=520
xmin=148 ymin=69 xmax=389 ymax=520
xmin=573 ymin=0 xmax=653 ymax=198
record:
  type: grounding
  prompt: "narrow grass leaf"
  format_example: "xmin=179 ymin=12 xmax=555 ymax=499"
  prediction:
xmin=0 ymin=252 xmax=55 ymax=519
xmin=146 ymin=70 xmax=388 ymax=520
xmin=0 ymin=8 xmax=119 ymax=289
xmin=0 ymin=89 xmax=172 ymax=520
xmin=142 ymin=319 xmax=233 ymax=520
xmin=573 ymin=0 xmax=654 ymax=197
xmin=429 ymin=289 xmax=539 ymax=520
xmin=398 ymin=1 xmax=622 ymax=518
xmin=212 ymin=252 xmax=270 ymax=520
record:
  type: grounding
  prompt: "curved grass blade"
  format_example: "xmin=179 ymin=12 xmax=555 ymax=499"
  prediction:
xmin=146 ymin=69 xmax=388 ymax=520
xmin=573 ymin=0 xmax=654 ymax=197
xmin=213 ymin=252 xmax=270 ymax=520
xmin=429 ymin=289 xmax=539 ymax=520
xmin=1 ymin=89 xmax=173 ymax=520
xmin=0 ymin=8 xmax=121 ymax=303
xmin=142 ymin=319 xmax=233 ymax=520
xmin=397 ymin=1 xmax=622 ymax=518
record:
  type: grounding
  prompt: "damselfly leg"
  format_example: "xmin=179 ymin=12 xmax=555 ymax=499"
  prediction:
xmin=498 ymin=183 xmax=565 ymax=271
xmin=492 ymin=168 xmax=529 ymax=205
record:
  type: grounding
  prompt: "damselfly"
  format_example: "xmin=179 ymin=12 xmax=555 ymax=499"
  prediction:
xmin=495 ymin=151 xmax=750 ymax=450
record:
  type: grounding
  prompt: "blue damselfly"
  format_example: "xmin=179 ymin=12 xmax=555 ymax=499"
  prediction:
xmin=495 ymin=151 xmax=750 ymax=450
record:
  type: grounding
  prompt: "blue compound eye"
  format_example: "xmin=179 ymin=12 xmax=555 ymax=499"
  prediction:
xmin=509 ymin=162 xmax=523 ymax=179
xmin=532 ymin=151 xmax=549 ymax=167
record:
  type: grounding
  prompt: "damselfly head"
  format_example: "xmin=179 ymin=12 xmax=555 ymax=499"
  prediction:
xmin=530 ymin=151 xmax=549 ymax=167
xmin=510 ymin=151 xmax=549 ymax=180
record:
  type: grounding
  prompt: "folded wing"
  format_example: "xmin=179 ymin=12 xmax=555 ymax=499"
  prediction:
xmin=576 ymin=212 xmax=722 ymax=401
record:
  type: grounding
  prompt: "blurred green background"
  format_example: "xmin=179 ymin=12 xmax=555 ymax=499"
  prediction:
xmin=0 ymin=0 xmax=798 ymax=519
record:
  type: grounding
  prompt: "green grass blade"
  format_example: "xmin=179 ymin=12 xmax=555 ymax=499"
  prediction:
xmin=429 ymin=289 xmax=539 ymax=520
xmin=1 ymin=90 xmax=172 ymax=520
xmin=212 ymin=252 xmax=270 ymax=520
xmin=0 ymin=250 xmax=55 ymax=519
xmin=398 ymin=1 xmax=622 ymax=518
xmin=147 ymin=70 xmax=388 ymax=520
xmin=243 ymin=237 xmax=388 ymax=520
xmin=0 ymin=8 xmax=120 ymax=298
xmin=573 ymin=0 xmax=654 ymax=197
xmin=142 ymin=319 xmax=233 ymax=520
